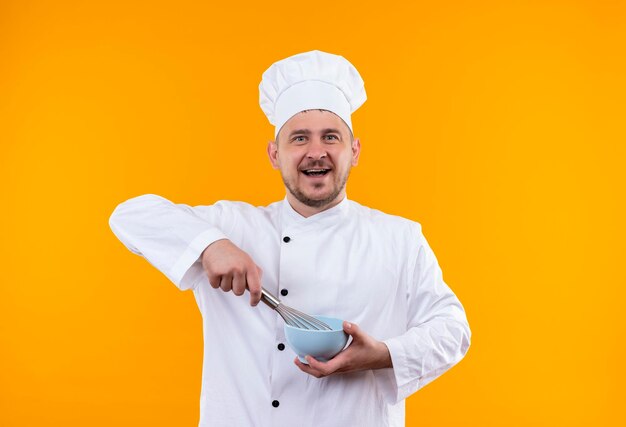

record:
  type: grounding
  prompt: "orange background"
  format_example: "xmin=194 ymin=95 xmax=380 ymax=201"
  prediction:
xmin=1 ymin=0 xmax=625 ymax=426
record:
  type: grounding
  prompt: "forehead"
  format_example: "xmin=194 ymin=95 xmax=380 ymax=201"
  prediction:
xmin=280 ymin=110 xmax=351 ymax=135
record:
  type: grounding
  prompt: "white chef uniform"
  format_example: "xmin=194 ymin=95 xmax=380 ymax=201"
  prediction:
xmin=109 ymin=194 xmax=471 ymax=427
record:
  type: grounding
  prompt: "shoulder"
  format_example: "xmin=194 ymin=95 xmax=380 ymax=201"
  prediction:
xmin=211 ymin=200 xmax=280 ymax=216
xmin=346 ymin=201 xmax=428 ymax=275
xmin=348 ymin=200 xmax=423 ymax=238
xmin=205 ymin=200 xmax=281 ymax=226
xmin=189 ymin=199 xmax=281 ymax=238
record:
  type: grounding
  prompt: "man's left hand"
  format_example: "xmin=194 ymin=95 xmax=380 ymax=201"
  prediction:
xmin=294 ymin=321 xmax=393 ymax=378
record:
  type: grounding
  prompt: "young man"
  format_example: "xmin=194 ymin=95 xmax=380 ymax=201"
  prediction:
xmin=109 ymin=50 xmax=471 ymax=427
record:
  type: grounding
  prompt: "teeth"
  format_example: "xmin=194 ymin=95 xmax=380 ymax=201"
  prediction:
xmin=302 ymin=169 xmax=329 ymax=176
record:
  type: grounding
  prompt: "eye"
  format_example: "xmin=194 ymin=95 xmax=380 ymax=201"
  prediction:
xmin=291 ymin=136 xmax=307 ymax=143
xmin=324 ymin=135 xmax=339 ymax=141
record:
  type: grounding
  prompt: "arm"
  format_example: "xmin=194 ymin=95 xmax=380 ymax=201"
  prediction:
xmin=381 ymin=229 xmax=471 ymax=402
xmin=109 ymin=194 xmax=262 ymax=304
xmin=294 ymin=227 xmax=471 ymax=403
xmin=109 ymin=194 xmax=229 ymax=290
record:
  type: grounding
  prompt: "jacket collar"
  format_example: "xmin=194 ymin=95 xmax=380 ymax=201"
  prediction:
xmin=281 ymin=195 xmax=351 ymax=230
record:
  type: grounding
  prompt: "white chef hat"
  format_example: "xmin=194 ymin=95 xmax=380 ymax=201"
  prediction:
xmin=259 ymin=50 xmax=367 ymax=137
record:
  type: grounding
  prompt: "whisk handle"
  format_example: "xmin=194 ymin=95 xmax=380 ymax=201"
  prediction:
xmin=260 ymin=287 xmax=280 ymax=310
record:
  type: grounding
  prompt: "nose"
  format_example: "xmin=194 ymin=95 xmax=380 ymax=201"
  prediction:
xmin=306 ymin=138 xmax=327 ymax=160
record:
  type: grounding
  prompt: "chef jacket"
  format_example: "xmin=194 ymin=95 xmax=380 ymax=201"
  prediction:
xmin=109 ymin=194 xmax=471 ymax=427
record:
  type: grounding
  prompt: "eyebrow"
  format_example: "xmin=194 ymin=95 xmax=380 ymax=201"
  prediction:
xmin=288 ymin=128 xmax=343 ymax=137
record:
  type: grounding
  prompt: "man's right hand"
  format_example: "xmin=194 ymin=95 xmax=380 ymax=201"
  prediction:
xmin=200 ymin=239 xmax=263 ymax=306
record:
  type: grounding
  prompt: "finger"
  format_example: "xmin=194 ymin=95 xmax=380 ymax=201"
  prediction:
xmin=304 ymin=356 xmax=331 ymax=376
xmin=305 ymin=353 xmax=345 ymax=376
xmin=294 ymin=357 xmax=323 ymax=378
xmin=219 ymin=274 xmax=233 ymax=292
xmin=208 ymin=274 xmax=221 ymax=289
xmin=232 ymin=272 xmax=246 ymax=296
xmin=246 ymin=268 xmax=262 ymax=307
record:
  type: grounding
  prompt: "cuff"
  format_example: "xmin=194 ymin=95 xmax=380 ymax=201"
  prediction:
xmin=382 ymin=336 xmax=421 ymax=402
xmin=167 ymin=228 xmax=228 ymax=289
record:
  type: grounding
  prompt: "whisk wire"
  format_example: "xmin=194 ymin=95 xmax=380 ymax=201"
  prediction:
xmin=282 ymin=305 xmax=332 ymax=330
xmin=260 ymin=288 xmax=332 ymax=331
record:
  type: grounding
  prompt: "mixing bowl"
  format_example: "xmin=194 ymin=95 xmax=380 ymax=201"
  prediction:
xmin=284 ymin=316 xmax=349 ymax=364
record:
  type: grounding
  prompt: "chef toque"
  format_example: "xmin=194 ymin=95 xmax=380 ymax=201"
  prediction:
xmin=259 ymin=50 xmax=367 ymax=137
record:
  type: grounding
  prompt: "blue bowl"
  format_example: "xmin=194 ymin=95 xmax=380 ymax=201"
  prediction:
xmin=284 ymin=316 xmax=349 ymax=364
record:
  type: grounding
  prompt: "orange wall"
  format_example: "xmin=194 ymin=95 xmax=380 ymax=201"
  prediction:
xmin=1 ymin=1 xmax=624 ymax=425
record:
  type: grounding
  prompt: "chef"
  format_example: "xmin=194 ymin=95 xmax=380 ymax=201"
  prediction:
xmin=109 ymin=50 xmax=471 ymax=427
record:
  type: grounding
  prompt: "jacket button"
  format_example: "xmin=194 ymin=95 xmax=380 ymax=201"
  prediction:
xmin=277 ymin=343 xmax=285 ymax=351
xmin=280 ymin=289 xmax=288 ymax=296
xmin=283 ymin=236 xmax=291 ymax=243
xmin=272 ymin=400 xmax=280 ymax=408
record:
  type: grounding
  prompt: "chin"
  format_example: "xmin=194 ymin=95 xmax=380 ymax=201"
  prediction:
xmin=304 ymin=190 xmax=333 ymax=201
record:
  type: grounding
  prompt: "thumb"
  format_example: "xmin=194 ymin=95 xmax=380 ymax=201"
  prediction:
xmin=343 ymin=321 xmax=361 ymax=338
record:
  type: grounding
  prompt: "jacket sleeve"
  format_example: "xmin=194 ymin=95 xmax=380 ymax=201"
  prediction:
xmin=381 ymin=227 xmax=471 ymax=403
xmin=108 ymin=194 xmax=230 ymax=291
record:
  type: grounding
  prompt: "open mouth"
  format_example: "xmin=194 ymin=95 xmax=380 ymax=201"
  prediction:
xmin=301 ymin=168 xmax=331 ymax=177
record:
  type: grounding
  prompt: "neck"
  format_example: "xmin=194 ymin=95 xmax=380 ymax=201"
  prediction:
xmin=285 ymin=192 xmax=346 ymax=218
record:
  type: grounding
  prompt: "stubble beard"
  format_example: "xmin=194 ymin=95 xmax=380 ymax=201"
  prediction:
xmin=282 ymin=168 xmax=351 ymax=208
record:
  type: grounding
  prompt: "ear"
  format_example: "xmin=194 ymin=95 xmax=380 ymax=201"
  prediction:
xmin=267 ymin=140 xmax=279 ymax=169
xmin=351 ymin=137 xmax=361 ymax=166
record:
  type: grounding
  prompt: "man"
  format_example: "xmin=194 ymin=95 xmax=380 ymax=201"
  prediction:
xmin=109 ymin=50 xmax=471 ymax=427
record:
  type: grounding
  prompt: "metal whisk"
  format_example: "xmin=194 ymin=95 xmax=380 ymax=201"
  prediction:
xmin=260 ymin=287 xmax=332 ymax=330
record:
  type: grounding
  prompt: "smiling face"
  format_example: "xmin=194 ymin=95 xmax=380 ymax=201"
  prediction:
xmin=267 ymin=110 xmax=361 ymax=217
